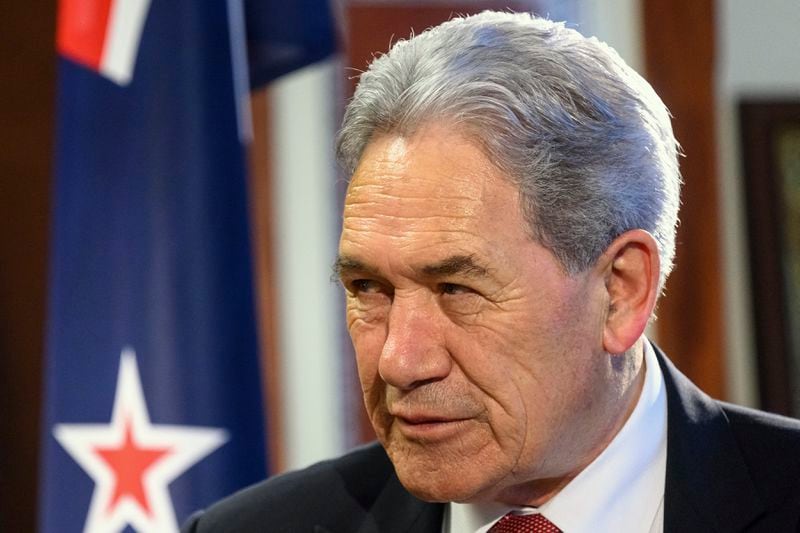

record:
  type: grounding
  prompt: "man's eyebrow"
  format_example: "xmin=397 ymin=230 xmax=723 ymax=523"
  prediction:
xmin=331 ymin=255 xmax=379 ymax=280
xmin=419 ymin=254 xmax=489 ymax=278
xmin=331 ymin=254 xmax=490 ymax=281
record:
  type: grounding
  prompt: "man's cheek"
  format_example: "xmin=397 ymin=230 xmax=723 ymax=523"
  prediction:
xmin=353 ymin=337 xmax=389 ymax=434
xmin=354 ymin=340 xmax=383 ymax=384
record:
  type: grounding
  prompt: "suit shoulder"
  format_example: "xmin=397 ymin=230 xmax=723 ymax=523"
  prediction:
xmin=183 ymin=442 xmax=394 ymax=533
xmin=720 ymin=402 xmax=800 ymax=505
xmin=721 ymin=401 xmax=800 ymax=447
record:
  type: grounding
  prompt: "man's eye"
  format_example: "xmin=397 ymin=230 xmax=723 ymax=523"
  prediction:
xmin=440 ymin=282 xmax=472 ymax=295
xmin=350 ymin=279 xmax=382 ymax=294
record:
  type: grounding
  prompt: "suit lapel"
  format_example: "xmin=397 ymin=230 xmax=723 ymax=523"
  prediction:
xmin=312 ymin=442 xmax=443 ymax=533
xmin=359 ymin=471 xmax=444 ymax=533
xmin=656 ymin=345 xmax=764 ymax=532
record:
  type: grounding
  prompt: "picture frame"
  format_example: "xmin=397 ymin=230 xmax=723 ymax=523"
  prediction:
xmin=739 ymin=100 xmax=800 ymax=417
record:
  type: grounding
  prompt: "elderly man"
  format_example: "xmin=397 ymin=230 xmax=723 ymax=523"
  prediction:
xmin=184 ymin=11 xmax=800 ymax=533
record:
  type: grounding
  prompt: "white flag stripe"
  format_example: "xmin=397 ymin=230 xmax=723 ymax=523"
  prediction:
xmin=101 ymin=0 xmax=152 ymax=85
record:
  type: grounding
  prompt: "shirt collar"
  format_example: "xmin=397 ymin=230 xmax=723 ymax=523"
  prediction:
xmin=447 ymin=341 xmax=667 ymax=533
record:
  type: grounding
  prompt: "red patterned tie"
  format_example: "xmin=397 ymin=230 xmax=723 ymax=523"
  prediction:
xmin=488 ymin=512 xmax=562 ymax=533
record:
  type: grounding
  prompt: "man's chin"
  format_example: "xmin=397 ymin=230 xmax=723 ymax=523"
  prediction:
xmin=379 ymin=423 xmax=505 ymax=502
xmin=396 ymin=472 xmax=480 ymax=503
xmin=389 ymin=454 xmax=498 ymax=503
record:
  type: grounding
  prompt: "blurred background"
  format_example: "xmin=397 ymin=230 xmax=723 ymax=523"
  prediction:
xmin=1 ymin=0 xmax=799 ymax=531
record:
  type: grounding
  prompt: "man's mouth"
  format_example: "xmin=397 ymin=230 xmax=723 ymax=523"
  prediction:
xmin=389 ymin=410 xmax=472 ymax=440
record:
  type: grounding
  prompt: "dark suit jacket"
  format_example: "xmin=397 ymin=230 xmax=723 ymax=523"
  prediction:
xmin=183 ymin=346 xmax=800 ymax=532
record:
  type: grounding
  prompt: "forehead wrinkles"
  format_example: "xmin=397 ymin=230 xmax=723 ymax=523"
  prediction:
xmin=343 ymin=165 xmax=492 ymax=237
xmin=341 ymin=127 xmax=528 ymax=254
xmin=343 ymin=180 xmax=486 ymax=225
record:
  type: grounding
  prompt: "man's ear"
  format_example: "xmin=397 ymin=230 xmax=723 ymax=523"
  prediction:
xmin=597 ymin=230 xmax=660 ymax=355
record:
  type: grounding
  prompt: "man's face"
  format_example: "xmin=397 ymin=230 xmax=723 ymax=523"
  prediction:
xmin=337 ymin=124 xmax=612 ymax=504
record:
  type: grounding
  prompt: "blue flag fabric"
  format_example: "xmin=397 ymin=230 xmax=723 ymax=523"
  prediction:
xmin=40 ymin=1 xmax=334 ymax=531
xmin=245 ymin=0 xmax=337 ymax=87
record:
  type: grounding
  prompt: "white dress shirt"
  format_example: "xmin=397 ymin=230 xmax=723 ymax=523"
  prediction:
xmin=445 ymin=342 xmax=667 ymax=533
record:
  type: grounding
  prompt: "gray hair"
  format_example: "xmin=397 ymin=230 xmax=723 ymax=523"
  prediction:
xmin=336 ymin=11 xmax=681 ymax=293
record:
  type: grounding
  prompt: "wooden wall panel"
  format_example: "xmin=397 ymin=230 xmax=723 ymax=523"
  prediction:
xmin=643 ymin=0 xmax=726 ymax=398
xmin=0 ymin=1 xmax=56 ymax=531
xmin=248 ymin=89 xmax=287 ymax=472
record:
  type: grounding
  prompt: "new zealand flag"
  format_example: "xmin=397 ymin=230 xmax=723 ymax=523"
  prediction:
xmin=39 ymin=1 xmax=335 ymax=531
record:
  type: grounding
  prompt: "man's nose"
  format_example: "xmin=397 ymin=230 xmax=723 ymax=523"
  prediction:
xmin=378 ymin=296 xmax=452 ymax=390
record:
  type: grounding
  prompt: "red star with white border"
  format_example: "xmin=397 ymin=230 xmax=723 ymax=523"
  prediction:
xmin=53 ymin=348 xmax=228 ymax=532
